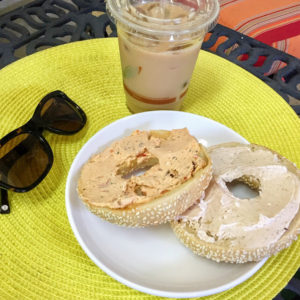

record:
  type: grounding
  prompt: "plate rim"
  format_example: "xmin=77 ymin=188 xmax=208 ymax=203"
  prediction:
xmin=65 ymin=110 xmax=268 ymax=298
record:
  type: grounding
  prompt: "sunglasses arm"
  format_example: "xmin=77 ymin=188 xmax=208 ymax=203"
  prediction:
xmin=0 ymin=189 xmax=10 ymax=214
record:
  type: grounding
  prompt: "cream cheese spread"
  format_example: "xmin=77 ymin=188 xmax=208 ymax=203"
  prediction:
xmin=78 ymin=129 xmax=207 ymax=209
xmin=179 ymin=144 xmax=300 ymax=249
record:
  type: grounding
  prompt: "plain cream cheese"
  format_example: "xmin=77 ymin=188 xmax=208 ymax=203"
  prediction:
xmin=179 ymin=145 xmax=300 ymax=249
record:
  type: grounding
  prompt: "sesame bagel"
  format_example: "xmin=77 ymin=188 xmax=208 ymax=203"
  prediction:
xmin=77 ymin=129 xmax=212 ymax=227
xmin=172 ymin=143 xmax=300 ymax=263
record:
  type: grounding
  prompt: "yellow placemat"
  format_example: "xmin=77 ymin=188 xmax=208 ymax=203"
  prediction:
xmin=0 ymin=38 xmax=299 ymax=300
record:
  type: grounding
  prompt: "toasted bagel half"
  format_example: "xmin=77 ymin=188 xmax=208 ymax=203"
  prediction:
xmin=78 ymin=129 xmax=212 ymax=227
xmin=172 ymin=143 xmax=300 ymax=263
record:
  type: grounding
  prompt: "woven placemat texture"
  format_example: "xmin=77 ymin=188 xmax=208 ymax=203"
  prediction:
xmin=0 ymin=38 xmax=299 ymax=300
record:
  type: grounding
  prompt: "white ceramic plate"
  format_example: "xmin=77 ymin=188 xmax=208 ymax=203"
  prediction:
xmin=65 ymin=111 xmax=267 ymax=298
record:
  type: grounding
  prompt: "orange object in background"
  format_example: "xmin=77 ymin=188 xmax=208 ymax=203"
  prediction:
xmin=217 ymin=0 xmax=300 ymax=59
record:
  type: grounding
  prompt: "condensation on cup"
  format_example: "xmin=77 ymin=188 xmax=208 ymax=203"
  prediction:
xmin=107 ymin=0 xmax=219 ymax=113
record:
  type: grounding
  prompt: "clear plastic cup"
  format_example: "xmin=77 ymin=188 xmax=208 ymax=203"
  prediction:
xmin=106 ymin=0 xmax=219 ymax=113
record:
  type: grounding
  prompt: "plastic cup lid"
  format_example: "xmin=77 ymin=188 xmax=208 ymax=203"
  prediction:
xmin=106 ymin=0 xmax=220 ymax=37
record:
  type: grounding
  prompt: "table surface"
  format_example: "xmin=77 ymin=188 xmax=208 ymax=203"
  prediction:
xmin=0 ymin=1 xmax=299 ymax=299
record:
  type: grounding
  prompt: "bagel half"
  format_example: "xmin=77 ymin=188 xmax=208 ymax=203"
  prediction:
xmin=171 ymin=143 xmax=300 ymax=263
xmin=78 ymin=129 xmax=212 ymax=227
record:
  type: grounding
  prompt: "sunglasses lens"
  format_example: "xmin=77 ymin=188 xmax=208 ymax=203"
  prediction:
xmin=40 ymin=94 xmax=85 ymax=133
xmin=0 ymin=133 xmax=50 ymax=189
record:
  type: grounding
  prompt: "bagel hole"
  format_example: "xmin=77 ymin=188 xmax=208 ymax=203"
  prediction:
xmin=120 ymin=156 xmax=159 ymax=180
xmin=122 ymin=165 xmax=155 ymax=180
xmin=226 ymin=179 xmax=259 ymax=199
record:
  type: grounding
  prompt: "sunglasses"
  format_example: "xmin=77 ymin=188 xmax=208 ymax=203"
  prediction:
xmin=0 ymin=91 xmax=87 ymax=214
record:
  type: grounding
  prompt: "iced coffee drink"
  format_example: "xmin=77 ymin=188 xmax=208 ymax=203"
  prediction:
xmin=107 ymin=0 xmax=219 ymax=113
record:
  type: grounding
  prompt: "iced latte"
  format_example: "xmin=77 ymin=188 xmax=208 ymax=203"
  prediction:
xmin=107 ymin=0 xmax=219 ymax=113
